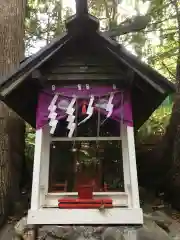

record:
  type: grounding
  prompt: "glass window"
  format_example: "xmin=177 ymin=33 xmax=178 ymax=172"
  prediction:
xmin=49 ymin=140 xmax=124 ymax=193
xmin=48 ymin=96 xmax=124 ymax=193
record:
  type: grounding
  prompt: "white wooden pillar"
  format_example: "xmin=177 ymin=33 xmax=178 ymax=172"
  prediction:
xmin=121 ymin=123 xmax=140 ymax=208
xmin=39 ymin=125 xmax=50 ymax=207
xmin=30 ymin=128 xmax=44 ymax=210
xmin=121 ymin=122 xmax=131 ymax=207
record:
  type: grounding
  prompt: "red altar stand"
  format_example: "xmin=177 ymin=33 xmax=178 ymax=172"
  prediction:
xmin=74 ymin=169 xmax=102 ymax=192
xmin=58 ymin=185 xmax=112 ymax=209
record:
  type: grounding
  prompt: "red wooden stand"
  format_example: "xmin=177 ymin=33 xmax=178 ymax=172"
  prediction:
xmin=58 ymin=185 xmax=112 ymax=209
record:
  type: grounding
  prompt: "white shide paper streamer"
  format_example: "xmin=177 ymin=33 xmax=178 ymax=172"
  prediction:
xmin=106 ymin=92 xmax=114 ymax=118
xmin=78 ymin=95 xmax=94 ymax=126
xmin=66 ymin=97 xmax=77 ymax=138
xmin=48 ymin=94 xmax=59 ymax=134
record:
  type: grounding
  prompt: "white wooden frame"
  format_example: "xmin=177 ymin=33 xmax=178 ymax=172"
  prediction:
xmin=52 ymin=136 xmax=121 ymax=141
xmin=28 ymin=123 xmax=143 ymax=225
xmin=44 ymin=192 xmax=128 ymax=207
xmin=28 ymin=208 xmax=143 ymax=225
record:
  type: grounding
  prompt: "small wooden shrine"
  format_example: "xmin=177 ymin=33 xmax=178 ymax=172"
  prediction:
xmin=0 ymin=0 xmax=174 ymax=229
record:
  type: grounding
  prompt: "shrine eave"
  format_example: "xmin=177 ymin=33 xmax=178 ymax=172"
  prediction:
xmin=0 ymin=14 xmax=175 ymax=129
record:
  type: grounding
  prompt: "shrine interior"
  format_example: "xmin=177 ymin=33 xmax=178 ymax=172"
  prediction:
xmin=48 ymin=112 xmax=124 ymax=193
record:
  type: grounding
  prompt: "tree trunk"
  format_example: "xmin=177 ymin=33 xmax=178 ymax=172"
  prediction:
xmin=0 ymin=0 xmax=25 ymax=225
xmin=160 ymin=0 xmax=180 ymax=208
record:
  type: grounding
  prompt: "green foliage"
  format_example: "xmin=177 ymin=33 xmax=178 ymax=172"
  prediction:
xmin=25 ymin=0 xmax=73 ymax=54
xmin=25 ymin=124 xmax=35 ymax=161
xmin=88 ymin=0 xmax=179 ymax=83
xmin=138 ymin=104 xmax=172 ymax=142
xmin=142 ymin=0 xmax=179 ymax=82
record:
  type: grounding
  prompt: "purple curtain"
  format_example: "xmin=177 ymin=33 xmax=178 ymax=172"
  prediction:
xmin=36 ymin=85 xmax=133 ymax=129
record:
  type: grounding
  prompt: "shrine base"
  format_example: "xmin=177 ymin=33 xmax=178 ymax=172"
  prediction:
xmin=27 ymin=208 xmax=143 ymax=225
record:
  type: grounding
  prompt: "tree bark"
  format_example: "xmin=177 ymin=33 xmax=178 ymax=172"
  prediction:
xmin=0 ymin=0 xmax=25 ymax=224
xmin=160 ymin=0 xmax=180 ymax=208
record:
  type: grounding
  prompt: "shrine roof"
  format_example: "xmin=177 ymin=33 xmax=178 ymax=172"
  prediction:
xmin=0 ymin=13 xmax=175 ymax=129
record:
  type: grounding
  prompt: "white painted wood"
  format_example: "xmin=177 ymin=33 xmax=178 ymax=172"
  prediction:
xmin=30 ymin=128 xmax=44 ymax=210
xmin=126 ymin=126 xmax=140 ymax=209
xmin=44 ymin=192 xmax=128 ymax=207
xmin=47 ymin=192 xmax=127 ymax=196
xmin=51 ymin=136 xmax=121 ymax=141
xmin=121 ymin=122 xmax=132 ymax=207
xmin=121 ymin=123 xmax=140 ymax=209
xmin=27 ymin=208 xmax=143 ymax=225
xmin=29 ymin=116 xmax=141 ymax=225
xmin=39 ymin=125 xmax=51 ymax=206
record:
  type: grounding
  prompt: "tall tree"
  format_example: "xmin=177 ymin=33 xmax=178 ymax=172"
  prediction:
xmin=159 ymin=0 xmax=180 ymax=208
xmin=0 ymin=0 xmax=26 ymax=224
